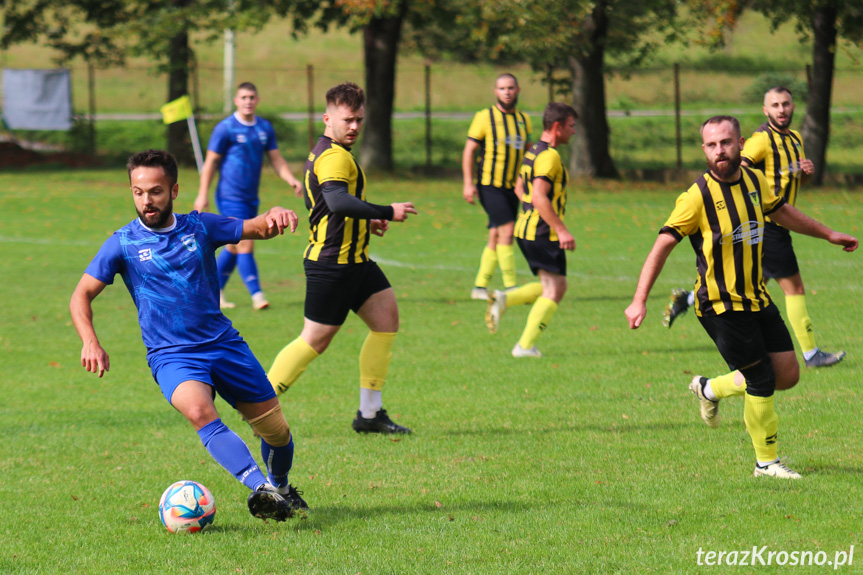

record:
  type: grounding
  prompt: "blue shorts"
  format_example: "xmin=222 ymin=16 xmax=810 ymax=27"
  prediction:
xmin=216 ymin=197 xmax=259 ymax=220
xmin=149 ymin=337 xmax=276 ymax=407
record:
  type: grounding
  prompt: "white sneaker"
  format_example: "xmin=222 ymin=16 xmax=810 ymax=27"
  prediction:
xmin=512 ymin=343 xmax=541 ymax=358
xmin=251 ymin=292 xmax=270 ymax=311
xmin=485 ymin=290 xmax=507 ymax=333
xmin=688 ymin=376 xmax=720 ymax=429
xmin=471 ymin=286 xmax=489 ymax=300
xmin=753 ymin=459 xmax=801 ymax=479
xmin=220 ymin=291 xmax=236 ymax=309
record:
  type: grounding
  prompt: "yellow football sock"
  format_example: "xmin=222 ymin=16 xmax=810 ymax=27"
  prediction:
xmin=743 ymin=393 xmax=779 ymax=463
xmin=496 ymin=243 xmax=517 ymax=288
xmin=710 ymin=371 xmax=745 ymax=398
xmin=518 ymin=296 xmax=558 ymax=349
xmin=267 ymin=337 xmax=319 ymax=395
xmin=506 ymin=282 xmax=543 ymax=307
xmin=359 ymin=331 xmax=396 ymax=391
xmin=474 ymin=247 xmax=498 ymax=288
xmin=786 ymin=294 xmax=816 ymax=353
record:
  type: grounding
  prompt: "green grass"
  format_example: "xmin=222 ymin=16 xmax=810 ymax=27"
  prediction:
xmin=1 ymin=169 xmax=862 ymax=573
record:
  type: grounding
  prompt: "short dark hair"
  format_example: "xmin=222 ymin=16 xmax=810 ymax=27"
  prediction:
xmin=700 ymin=115 xmax=741 ymax=138
xmin=237 ymin=82 xmax=258 ymax=93
xmin=766 ymin=85 xmax=792 ymax=98
xmin=542 ymin=102 xmax=577 ymax=131
xmin=126 ymin=150 xmax=178 ymax=188
xmin=326 ymin=82 xmax=365 ymax=111
xmin=496 ymin=73 xmax=519 ymax=87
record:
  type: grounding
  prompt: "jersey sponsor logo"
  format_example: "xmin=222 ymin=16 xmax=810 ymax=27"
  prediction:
xmin=780 ymin=161 xmax=802 ymax=176
xmin=500 ymin=135 xmax=526 ymax=150
xmin=181 ymin=234 xmax=198 ymax=252
xmin=138 ymin=248 xmax=153 ymax=262
xmin=237 ymin=134 xmax=247 ymax=144
xmin=716 ymin=200 xmax=726 ymax=211
xmin=721 ymin=221 xmax=763 ymax=246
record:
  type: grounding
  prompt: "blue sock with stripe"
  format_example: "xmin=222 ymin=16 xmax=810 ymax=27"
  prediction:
xmin=261 ymin=435 xmax=294 ymax=490
xmin=197 ymin=418 xmax=266 ymax=491
xmin=237 ymin=253 xmax=262 ymax=296
xmin=216 ymin=249 xmax=237 ymax=290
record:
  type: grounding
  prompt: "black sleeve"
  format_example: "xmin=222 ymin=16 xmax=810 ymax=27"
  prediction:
xmin=321 ymin=181 xmax=395 ymax=220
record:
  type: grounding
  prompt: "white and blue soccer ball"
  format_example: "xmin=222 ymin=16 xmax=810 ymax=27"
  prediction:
xmin=158 ymin=480 xmax=216 ymax=534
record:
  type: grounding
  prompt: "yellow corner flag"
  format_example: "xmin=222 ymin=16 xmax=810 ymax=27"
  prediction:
xmin=160 ymin=95 xmax=193 ymax=125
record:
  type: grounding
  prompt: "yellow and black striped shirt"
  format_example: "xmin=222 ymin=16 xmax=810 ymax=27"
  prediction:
xmin=742 ymin=122 xmax=806 ymax=222
xmin=514 ymin=141 xmax=567 ymax=242
xmin=467 ymin=106 xmax=532 ymax=189
xmin=661 ymin=167 xmax=786 ymax=317
xmin=303 ymin=136 xmax=370 ymax=264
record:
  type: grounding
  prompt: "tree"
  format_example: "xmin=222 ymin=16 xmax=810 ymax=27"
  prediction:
xmin=435 ymin=0 xmax=679 ymax=178
xmin=690 ymin=1 xmax=863 ymax=186
xmin=1 ymin=0 xmax=293 ymax=163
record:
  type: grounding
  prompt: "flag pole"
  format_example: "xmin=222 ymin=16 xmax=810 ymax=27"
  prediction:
xmin=187 ymin=115 xmax=203 ymax=173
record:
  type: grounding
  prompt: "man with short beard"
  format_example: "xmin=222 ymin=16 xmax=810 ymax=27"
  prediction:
xmin=462 ymin=73 xmax=533 ymax=301
xmin=663 ymin=87 xmax=844 ymax=369
xmin=625 ymin=116 xmax=857 ymax=479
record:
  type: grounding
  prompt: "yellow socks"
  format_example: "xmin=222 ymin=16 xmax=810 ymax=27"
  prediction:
xmin=786 ymin=294 xmax=816 ymax=353
xmin=710 ymin=371 xmax=746 ymax=398
xmin=506 ymin=282 xmax=543 ymax=307
xmin=496 ymin=243 xmax=517 ymax=288
xmin=743 ymin=393 xmax=779 ymax=463
xmin=268 ymin=337 xmax=319 ymax=395
xmin=518 ymin=296 xmax=558 ymax=349
xmin=474 ymin=247 xmax=498 ymax=288
xmin=359 ymin=331 xmax=396 ymax=391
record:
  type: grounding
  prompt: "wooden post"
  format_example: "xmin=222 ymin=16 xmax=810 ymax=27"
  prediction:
xmin=425 ymin=63 xmax=432 ymax=169
xmin=307 ymin=64 xmax=315 ymax=151
xmin=674 ymin=63 xmax=682 ymax=170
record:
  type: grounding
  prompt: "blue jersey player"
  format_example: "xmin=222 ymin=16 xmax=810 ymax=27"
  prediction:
xmin=70 ymin=149 xmax=307 ymax=521
xmin=194 ymin=82 xmax=303 ymax=311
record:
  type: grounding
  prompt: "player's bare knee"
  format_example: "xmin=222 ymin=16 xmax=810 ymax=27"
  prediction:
xmin=248 ymin=403 xmax=291 ymax=447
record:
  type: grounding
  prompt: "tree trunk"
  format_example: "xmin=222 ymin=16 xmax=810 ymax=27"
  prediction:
xmin=567 ymin=1 xmax=618 ymax=179
xmin=361 ymin=9 xmax=405 ymax=171
xmin=801 ymin=4 xmax=837 ymax=187
xmin=167 ymin=8 xmax=193 ymax=166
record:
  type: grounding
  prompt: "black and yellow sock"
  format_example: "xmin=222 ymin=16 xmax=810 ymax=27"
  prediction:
xmin=743 ymin=393 xmax=779 ymax=463
xmin=267 ymin=337 xmax=319 ymax=395
xmin=506 ymin=282 xmax=542 ymax=307
xmin=496 ymin=243 xmax=517 ymax=289
xmin=786 ymin=294 xmax=816 ymax=354
xmin=518 ymin=296 xmax=558 ymax=350
xmin=710 ymin=371 xmax=745 ymax=398
xmin=359 ymin=331 xmax=396 ymax=391
xmin=474 ymin=247 xmax=498 ymax=288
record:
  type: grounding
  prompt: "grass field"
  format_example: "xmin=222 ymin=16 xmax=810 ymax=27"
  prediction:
xmin=1 ymin=168 xmax=862 ymax=573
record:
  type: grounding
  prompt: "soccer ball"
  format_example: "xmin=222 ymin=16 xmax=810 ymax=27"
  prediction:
xmin=158 ymin=480 xmax=216 ymax=534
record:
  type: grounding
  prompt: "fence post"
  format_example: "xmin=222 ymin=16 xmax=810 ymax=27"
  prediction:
xmin=674 ymin=63 xmax=682 ymax=170
xmin=307 ymin=64 xmax=315 ymax=151
xmin=425 ymin=63 xmax=432 ymax=169
xmin=87 ymin=61 xmax=96 ymax=156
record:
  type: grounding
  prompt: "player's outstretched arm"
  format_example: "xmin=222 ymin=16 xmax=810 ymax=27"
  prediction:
xmin=625 ymin=233 xmax=679 ymax=329
xmin=390 ymin=202 xmax=418 ymax=222
xmin=70 ymin=274 xmax=110 ymax=378
xmin=194 ymin=151 xmax=222 ymax=213
xmin=267 ymin=148 xmax=303 ymax=198
xmin=242 ymin=207 xmax=299 ymax=239
xmin=769 ymin=204 xmax=858 ymax=252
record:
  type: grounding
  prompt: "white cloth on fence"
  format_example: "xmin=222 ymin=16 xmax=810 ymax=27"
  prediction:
xmin=2 ymin=69 xmax=73 ymax=130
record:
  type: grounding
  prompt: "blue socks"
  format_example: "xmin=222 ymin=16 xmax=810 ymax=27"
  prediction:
xmin=216 ymin=249 xmax=237 ymax=290
xmin=197 ymin=419 xmax=266 ymax=491
xmin=261 ymin=436 xmax=294 ymax=490
xmin=237 ymin=253 xmax=262 ymax=296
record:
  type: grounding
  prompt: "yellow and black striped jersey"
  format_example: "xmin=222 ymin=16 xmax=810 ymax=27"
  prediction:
xmin=303 ymin=136 xmax=370 ymax=264
xmin=742 ymin=122 xmax=806 ymax=222
xmin=514 ymin=141 xmax=567 ymax=242
xmin=661 ymin=166 xmax=786 ymax=317
xmin=467 ymin=106 xmax=532 ymax=189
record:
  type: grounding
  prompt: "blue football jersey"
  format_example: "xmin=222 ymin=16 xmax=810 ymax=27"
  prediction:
xmin=85 ymin=212 xmax=244 ymax=359
xmin=208 ymin=114 xmax=278 ymax=205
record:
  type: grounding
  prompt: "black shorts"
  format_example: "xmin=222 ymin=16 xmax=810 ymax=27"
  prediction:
xmin=303 ymin=260 xmax=391 ymax=326
xmin=477 ymin=185 xmax=519 ymax=228
xmin=697 ymin=304 xmax=794 ymax=371
xmin=762 ymin=221 xmax=799 ymax=279
xmin=517 ymin=236 xmax=566 ymax=276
